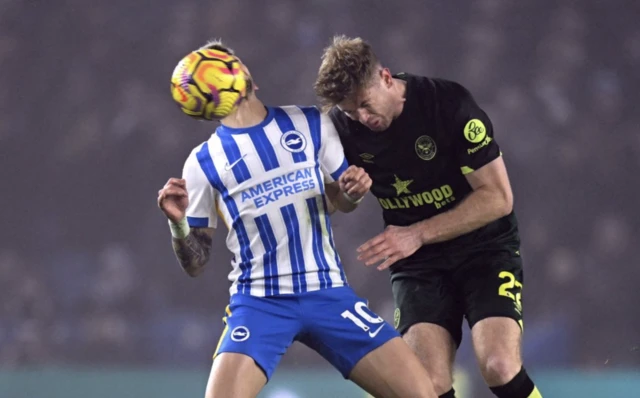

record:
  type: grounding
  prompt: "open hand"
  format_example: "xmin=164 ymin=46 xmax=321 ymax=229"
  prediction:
xmin=357 ymin=225 xmax=423 ymax=270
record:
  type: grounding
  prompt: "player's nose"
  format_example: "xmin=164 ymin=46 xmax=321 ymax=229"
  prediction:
xmin=357 ymin=109 xmax=370 ymax=124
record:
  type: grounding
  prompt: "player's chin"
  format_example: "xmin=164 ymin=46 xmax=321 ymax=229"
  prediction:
xmin=367 ymin=123 xmax=388 ymax=132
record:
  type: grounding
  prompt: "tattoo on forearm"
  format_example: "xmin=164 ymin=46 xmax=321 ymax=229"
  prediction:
xmin=172 ymin=229 xmax=212 ymax=275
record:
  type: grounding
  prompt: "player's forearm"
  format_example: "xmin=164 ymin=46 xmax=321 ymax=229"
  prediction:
xmin=171 ymin=229 xmax=212 ymax=277
xmin=332 ymin=191 xmax=360 ymax=213
xmin=325 ymin=183 xmax=360 ymax=214
xmin=414 ymin=186 xmax=512 ymax=245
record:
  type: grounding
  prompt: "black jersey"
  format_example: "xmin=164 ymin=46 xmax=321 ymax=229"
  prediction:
xmin=330 ymin=73 xmax=519 ymax=265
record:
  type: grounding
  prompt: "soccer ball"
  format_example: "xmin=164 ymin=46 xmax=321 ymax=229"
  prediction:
xmin=170 ymin=48 xmax=248 ymax=120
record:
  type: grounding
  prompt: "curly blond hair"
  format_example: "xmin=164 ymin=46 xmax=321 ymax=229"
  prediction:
xmin=314 ymin=35 xmax=381 ymax=112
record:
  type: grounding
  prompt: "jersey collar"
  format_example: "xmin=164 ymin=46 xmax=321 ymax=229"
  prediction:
xmin=216 ymin=106 xmax=275 ymax=135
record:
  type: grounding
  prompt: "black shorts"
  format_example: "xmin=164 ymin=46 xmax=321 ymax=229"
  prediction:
xmin=391 ymin=248 xmax=524 ymax=347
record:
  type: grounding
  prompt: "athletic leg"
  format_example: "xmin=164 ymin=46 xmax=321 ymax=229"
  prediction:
xmin=392 ymin=268 xmax=464 ymax=396
xmin=403 ymin=323 xmax=457 ymax=396
xmin=349 ymin=337 xmax=437 ymax=398
xmin=205 ymin=353 xmax=266 ymax=398
xmin=206 ymin=296 xmax=300 ymax=397
xmin=299 ymin=286 xmax=438 ymax=398
xmin=456 ymin=250 xmax=543 ymax=397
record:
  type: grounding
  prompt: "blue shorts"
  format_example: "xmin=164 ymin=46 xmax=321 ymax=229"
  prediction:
xmin=213 ymin=286 xmax=399 ymax=380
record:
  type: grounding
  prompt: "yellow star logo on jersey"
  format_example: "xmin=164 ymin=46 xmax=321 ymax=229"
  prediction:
xmin=392 ymin=175 xmax=413 ymax=196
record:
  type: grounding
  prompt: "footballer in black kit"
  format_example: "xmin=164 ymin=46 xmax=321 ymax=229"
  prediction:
xmin=330 ymin=73 xmax=523 ymax=346
xmin=316 ymin=35 xmax=543 ymax=398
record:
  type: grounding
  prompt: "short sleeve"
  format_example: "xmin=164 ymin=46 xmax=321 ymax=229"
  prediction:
xmin=318 ymin=113 xmax=349 ymax=183
xmin=183 ymin=148 xmax=219 ymax=228
xmin=451 ymin=86 xmax=501 ymax=175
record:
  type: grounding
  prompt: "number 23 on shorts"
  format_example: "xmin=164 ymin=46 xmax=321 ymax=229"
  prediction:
xmin=498 ymin=271 xmax=524 ymax=329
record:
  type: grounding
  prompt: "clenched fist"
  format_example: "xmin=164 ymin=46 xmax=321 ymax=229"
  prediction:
xmin=339 ymin=166 xmax=372 ymax=201
xmin=158 ymin=178 xmax=189 ymax=223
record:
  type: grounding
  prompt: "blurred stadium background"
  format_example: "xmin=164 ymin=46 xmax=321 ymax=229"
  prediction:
xmin=2 ymin=0 xmax=639 ymax=397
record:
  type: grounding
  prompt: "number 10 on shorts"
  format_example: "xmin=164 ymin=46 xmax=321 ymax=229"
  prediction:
xmin=342 ymin=302 xmax=384 ymax=332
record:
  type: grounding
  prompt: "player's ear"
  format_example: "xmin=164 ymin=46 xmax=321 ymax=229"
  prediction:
xmin=380 ymin=68 xmax=393 ymax=88
xmin=239 ymin=62 xmax=259 ymax=92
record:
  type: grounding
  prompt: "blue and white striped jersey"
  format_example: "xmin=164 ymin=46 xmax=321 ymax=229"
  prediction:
xmin=182 ymin=106 xmax=350 ymax=297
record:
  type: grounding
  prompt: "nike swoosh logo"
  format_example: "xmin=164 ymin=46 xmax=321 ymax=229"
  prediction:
xmin=369 ymin=324 xmax=385 ymax=338
xmin=224 ymin=154 xmax=247 ymax=171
